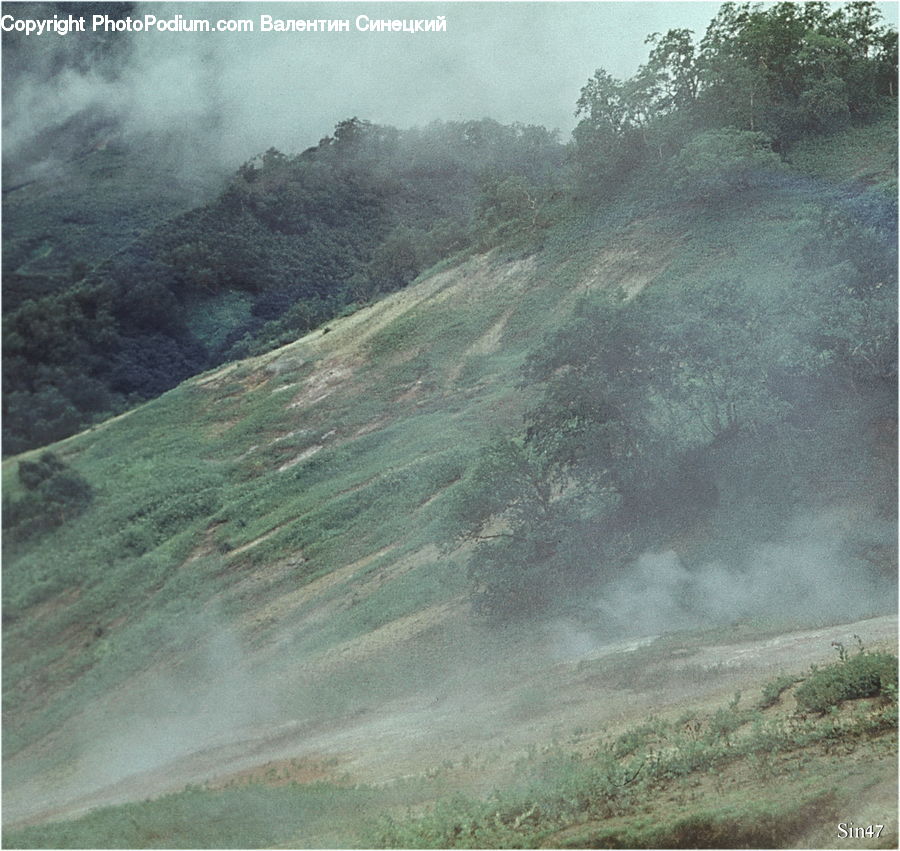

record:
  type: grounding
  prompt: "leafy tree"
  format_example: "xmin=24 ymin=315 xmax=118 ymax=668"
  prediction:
xmin=416 ymin=217 xmax=471 ymax=268
xmin=16 ymin=451 xmax=67 ymax=491
xmin=522 ymin=293 xmax=646 ymax=492
xmin=794 ymin=188 xmax=898 ymax=392
xmin=695 ymin=1 xmax=896 ymax=143
xmin=640 ymin=28 xmax=701 ymax=116
xmin=572 ymin=70 xmax=648 ymax=190
xmin=447 ymin=438 xmax=586 ymax=617
xmin=365 ymin=226 xmax=423 ymax=294
xmin=668 ymin=128 xmax=783 ymax=199
xmin=2 ymin=387 xmax=83 ymax=455
xmin=570 ymin=0 xmax=895 ymax=196
xmin=522 ymin=269 xmax=810 ymax=521
xmin=639 ymin=278 xmax=795 ymax=442
xmin=475 ymin=174 xmax=548 ymax=241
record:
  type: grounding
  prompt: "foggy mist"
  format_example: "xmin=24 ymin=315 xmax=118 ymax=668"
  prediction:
xmin=539 ymin=508 xmax=895 ymax=667
xmin=595 ymin=512 xmax=891 ymax=638
xmin=3 ymin=610 xmax=280 ymax=824
xmin=73 ymin=619 xmax=277 ymax=788
xmin=4 ymin=2 xmax=726 ymax=170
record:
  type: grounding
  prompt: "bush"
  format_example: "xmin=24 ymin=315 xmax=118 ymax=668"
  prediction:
xmin=670 ymin=129 xmax=784 ymax=200
xmin=758 ymin=674 xmax=799 ymax=710
xmin=794 ymin=650 xmax=898 ymax=714
xmin=3 ymin=452 xmax=94 ymax=541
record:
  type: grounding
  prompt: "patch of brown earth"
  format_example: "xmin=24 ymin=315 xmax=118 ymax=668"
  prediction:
xmin=354 ymin=417 xmax=390 ymax=437
xmin=205 ymin=754 xmax=346 ymax=789
xmin=239 ymin=544 xmax=398 ymax=631
xmin=393 ymin=379 xmax=427 ymax=404
xmin=344 ymin=545 xmax=441 ymax=602
xmin=226 ymin=523 xmax=290 ymax=557
xmin=194 ymin=363 xmax=240 ymax=387
xmin=24 ymin=587 xmax=82 ymax=621
xmin=277 ymin=444 xmax=323 ymax=472
xmin=267 ymin=365 xmax=365 ymax=472
xmin=577 ymin=221 xmax=682 ymax=300
xmin=303 ymin=598 xmax=464 ymax=674
xmin=289 ymin=364 xmax=356 ymax=409
xmin=181 ymin=522 xmax=226 ymax=567
xmin=204 ymin=417 xmax=241 ymax=438
xmin=265 ymin=542 xmax=453 ymax=642
xmin=446 ymin=305 xmax=517 ymax=385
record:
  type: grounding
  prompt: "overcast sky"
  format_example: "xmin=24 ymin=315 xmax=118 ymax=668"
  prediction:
xmin=4 ymin=2 xmax=899 ymax=168
xmin=160 ymin=2 xmax=724 ymax=150
xmin=190 ymin=2 xmax=727 ymax=138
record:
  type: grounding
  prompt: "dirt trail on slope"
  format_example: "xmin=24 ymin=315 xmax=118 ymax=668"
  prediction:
xmin=5 ymin=613 xmax=895 ymax=830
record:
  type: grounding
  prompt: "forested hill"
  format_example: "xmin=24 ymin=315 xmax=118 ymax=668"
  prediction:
xmin=2 ymin=118 xmax=564 ymax=454
xmin=3 ymin=0 xmax=897 ymax=458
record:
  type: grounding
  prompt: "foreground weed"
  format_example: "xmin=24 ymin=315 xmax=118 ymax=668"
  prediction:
xmin=795 ymin=647 xmax=898 ymax=715
xmin=365 ymin=660 xmax=898 ymax=849
xmin=758 ymin=674 xmax=801 ymax=709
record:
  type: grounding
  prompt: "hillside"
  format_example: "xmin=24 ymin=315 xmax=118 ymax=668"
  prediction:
xmin=3 ymin=3 xmax=898 ymax=847
xmin=3 ymin=115 xmax=899 ymax=845
xmin=2 ymin=116 xmax=564 ymax=455
xmin=2 ymin=118 xmax=225 ymax=308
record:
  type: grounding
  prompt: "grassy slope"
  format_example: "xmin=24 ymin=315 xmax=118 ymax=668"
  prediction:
xmin=2 ymin=120 xmax=897 ymax=846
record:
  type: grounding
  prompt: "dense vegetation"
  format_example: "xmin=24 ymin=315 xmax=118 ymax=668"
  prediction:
xmin=440 ymin=1 xmax=899 ymax=617
xmin=795 ymin=639 xmax=898 ymax=714
xmin=6 ymin=2 xmax=895 ymax=456
xmin=3 ymin=117 xmax=563 ymax=454
xmin=453 ymin=175 xmax=896 ymax=616
xmin=570 ymin=0 xmax=897 ymax=192
xmin=366 ymin=665 xmax=898 ymax=849
xmin=3 ymin=2 xmax=895 ymax=603
xmin=2 ymin=451 xmax=93 ymax=542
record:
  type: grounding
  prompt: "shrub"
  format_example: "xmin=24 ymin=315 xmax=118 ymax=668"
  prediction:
xmin=794 ymin=650 xmax=898 ymax=714
xmin=670 ymin=129 xmax=784 ymax=200
xmin=3 ymin=452 xmax=94 ymax=541
xmin=758 ymin=674 xmax=800 ymax=710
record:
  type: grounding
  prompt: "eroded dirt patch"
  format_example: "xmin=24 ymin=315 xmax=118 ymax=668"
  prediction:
xmin=579 ymin=221 xmax=682 ymax=299
xmin=238 ymin=544 xmax=399 ymax=633
xmin=289 ymin=361 xmax=359 ymax=410
xmin=304 ymin=598 xmax=464 ymax=675
xmin=205 ymin=753 xmax=346 ymax=789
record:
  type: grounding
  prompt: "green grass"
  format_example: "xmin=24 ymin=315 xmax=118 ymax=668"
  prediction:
xmin=786 ymin=114 xmax=898 ymax=187
xmin=0 ymin=171 xmax=881 ymax=728
xmin=362 ymin=671 xmax=898 ymax=849
xmin=552 ymin=790 xmax=840 ymax=849
xmin=0 ymin=241 xmax=538 ymax=760
xmin=2 ymin=780 xmax=412 ymax=849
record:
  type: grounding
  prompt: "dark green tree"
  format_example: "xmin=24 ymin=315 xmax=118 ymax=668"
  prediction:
xmin=668 ymin=128 xmax=783 ymax=199
xmin=4 ymin=451 xmax=94 ymax=540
